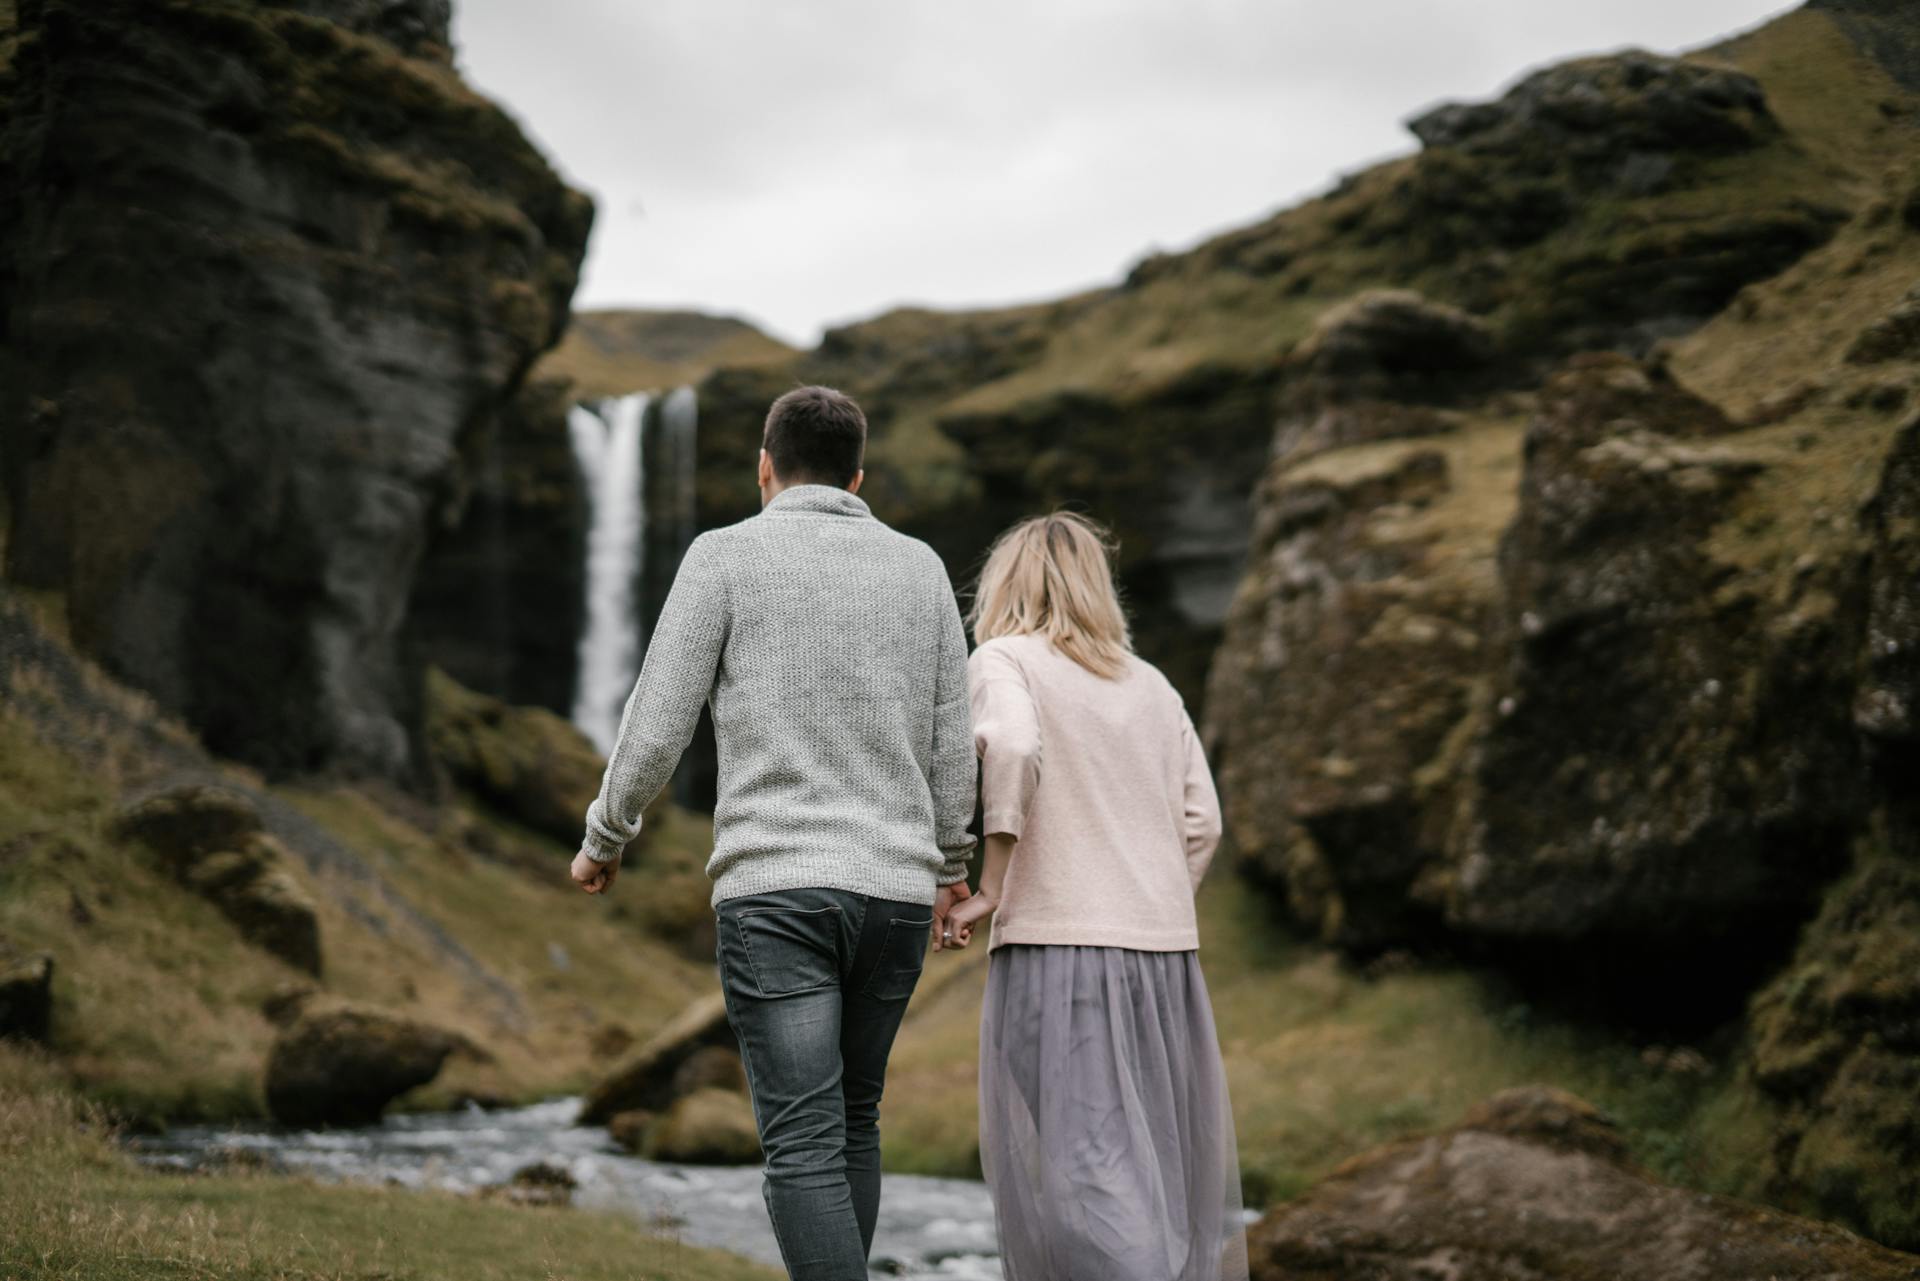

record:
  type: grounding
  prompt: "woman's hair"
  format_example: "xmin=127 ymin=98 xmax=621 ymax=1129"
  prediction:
xmin=968 ymin=511 xmax=1133 ymax=679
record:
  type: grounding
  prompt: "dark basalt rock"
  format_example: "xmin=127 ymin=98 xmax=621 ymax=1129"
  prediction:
xmin=0 ymin=0 xmax=591 ymax=787
xmin=1247 ymin=1085 xmax=1920 ymax=1280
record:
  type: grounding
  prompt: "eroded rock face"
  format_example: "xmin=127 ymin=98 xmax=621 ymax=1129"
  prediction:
xmin=265 ymin=1005 xmax=459 ymax=1127
xmin=0 ymin=0 xmax=591 ymax=786
xmin=1449 ymin=357 xmax=1861 ymax=970
xmin=1247 ymin=1085 xmax=1920 ymax=1281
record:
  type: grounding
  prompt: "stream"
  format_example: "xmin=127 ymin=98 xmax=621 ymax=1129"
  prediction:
xmin=131 ymin=1097 xmax=1002 ymax=1279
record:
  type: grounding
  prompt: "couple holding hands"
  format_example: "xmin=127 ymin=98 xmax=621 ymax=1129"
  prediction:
xmin=570 ymin=385 xmax=1247 ymax=1280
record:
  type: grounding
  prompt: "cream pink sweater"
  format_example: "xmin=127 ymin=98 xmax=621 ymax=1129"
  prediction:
xmin=969 ymin=633 xmax=1223 ymax=952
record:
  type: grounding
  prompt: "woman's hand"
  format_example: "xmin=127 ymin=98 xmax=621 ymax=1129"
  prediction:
xmin=943 ymin=893 xmax=998 ymax=948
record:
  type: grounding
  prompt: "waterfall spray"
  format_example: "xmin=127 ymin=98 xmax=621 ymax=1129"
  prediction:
xmin=567 ymin=393 xmax=649 ymax=755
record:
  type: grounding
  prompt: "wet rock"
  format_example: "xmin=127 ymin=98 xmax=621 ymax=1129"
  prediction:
xmin=0 ymin=950 xmax=54 ymax=1043
xmin=580 ymin=991 xmax=738 ymax=1125
xmin=114 ymin=786 xmax=323 ymax=975
xmin=1247 ymin=1085 xmax=1920 ymax=1280
xmin=265 ymin=1006 xmax=459 ymax=1127
xmin=1743 ymin=856 xmax=1920 ymax=1250
xmin=0 ymin=0 xmax=591 ymax=785
xmin=423 ymin=668 xmax=606 ymax=844
xmin=484 ymin=1160 xmax=577 ymax=1208
xmin=641 ymin=1087 xmax=762 ymax=1167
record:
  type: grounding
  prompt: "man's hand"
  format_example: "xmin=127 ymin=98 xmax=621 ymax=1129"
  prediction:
xmin=931 ymin=880 xmax=972 ymax=952
xmin=571 ymin=850 xmax=620 ymax=895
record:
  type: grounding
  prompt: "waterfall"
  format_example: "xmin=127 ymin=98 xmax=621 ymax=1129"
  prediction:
xmin=566 ymin=386 xmax=701 ymax=760
xmin=661 ymin=385 xmax=699 ymax=555
xmin=567 ymin=393 xmax=649 ymax=755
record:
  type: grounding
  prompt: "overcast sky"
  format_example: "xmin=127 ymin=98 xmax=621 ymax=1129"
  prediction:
xmin=451 ymin=0 xmax=1795 ymax=347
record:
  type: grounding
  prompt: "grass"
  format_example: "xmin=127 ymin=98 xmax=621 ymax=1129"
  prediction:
xmin=881 ymin=870 xmax=1772 ymax=1208
xmin=0 ymin=1048 xmax=779 ymax=1281
xmin=0 ymin=591 xmax=725 ymax=1124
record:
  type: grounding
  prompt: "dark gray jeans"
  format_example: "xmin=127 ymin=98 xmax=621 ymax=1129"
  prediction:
xmin=716 ymin=887 xmax=933 ymax=1280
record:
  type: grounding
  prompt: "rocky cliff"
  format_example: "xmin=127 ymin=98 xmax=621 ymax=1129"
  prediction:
xmin=686 ymin=12 xmax=1871 ymax=708
xmin=0 ymin=0 xmax=591 ymax=785
xmin=1200 ymin=1 xmax=1920 ymax=1247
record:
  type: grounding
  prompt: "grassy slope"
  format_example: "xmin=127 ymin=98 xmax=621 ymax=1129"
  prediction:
xmin=539 ymin=310 xmax=794 ymax=400
xmin=0 ymin=591 xmax=723 ymax=1124
xmin=0 ymin=1050 xmax=778 ymax=1281
xmin=884 ymin=872 xmax=1767 ymax=1205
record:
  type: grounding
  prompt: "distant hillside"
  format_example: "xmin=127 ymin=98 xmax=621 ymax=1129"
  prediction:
xmin=539 ymin=308 xmax=794 ymax=399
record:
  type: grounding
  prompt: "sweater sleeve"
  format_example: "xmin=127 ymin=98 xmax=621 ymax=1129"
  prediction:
xmin=578 ymin=532 xmax=730 ymax=863
xmin=1178 ymin=708 xmax=1223 ymax=889
xmin=929 ymin=565 xmax=978 ymax=885
xmin=970 ymin=643 xmax=1041 ymax=841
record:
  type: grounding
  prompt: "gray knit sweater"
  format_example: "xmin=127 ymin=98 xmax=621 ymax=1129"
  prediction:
xmin=578 ymin=483 xmax=978 ymax=906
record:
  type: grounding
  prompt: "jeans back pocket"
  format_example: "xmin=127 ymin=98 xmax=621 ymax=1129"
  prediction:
xmin=733 ymin=905 xmax=843 ymax=998
xmin=861 ymin=915 xmax=933 ymax=1001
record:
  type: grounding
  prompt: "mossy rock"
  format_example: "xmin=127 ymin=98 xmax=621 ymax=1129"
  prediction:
xmin=640 ymin=1087 xmax=761 ymax=1167
xmin=1247 ymin=1085 xmax=1920 ymax=1280
xmin=1743 ymin=855 xmax=1920 ymax=1249
xmin=110 ymin=785 xmax=264 ymax=871
xmin=265 ymin=1005 xmax=460 ymax=1128
xmin=424 ymin=668 xmax=606 ymax=845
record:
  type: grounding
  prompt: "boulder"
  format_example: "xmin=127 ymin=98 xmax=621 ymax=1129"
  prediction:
xmin=483 ymin=1160 xmax=577 ymax=1208
xmin=423 ymin=667 xmax=607 ymax=844
xmin=580 ymin=991 xmax=738 ymax=1125
xmin=0 ymin=951 xmax=54 ymax=1043
xmin=1445 ymin=357 xmax=1861 ymax=995
xmin=114 ymin=786 xmax=324 ymax=975
xmin=265 ymin=1006 xmax=459 ymax=1127
xmin=1247 ymin=1086 xmax=1920 ymax=1280
xmin=109 ymin=785 xmax=263 ymax=870
xmin=0 ymin=0 xmax=591 ymax=786
xmin=641 ymin=1088 xmax=762 ymax=1167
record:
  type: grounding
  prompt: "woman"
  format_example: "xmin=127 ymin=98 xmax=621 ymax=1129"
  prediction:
xmin=942 ymin=512 xmax=1249 ymax=1281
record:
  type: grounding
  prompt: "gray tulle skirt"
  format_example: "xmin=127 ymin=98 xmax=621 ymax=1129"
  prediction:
xmin=979 ymin=944 xmax=1250 ymax=1281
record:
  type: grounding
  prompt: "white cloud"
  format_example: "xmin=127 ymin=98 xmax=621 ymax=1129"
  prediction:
xmin=452 ymin=0 xmax=1797 ymax=346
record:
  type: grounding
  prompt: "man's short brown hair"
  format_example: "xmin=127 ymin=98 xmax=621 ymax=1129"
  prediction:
xmin=763 ymin=386 xmax=866 ymax=488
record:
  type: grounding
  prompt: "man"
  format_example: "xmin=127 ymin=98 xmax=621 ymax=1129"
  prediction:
xmin=570 ymin=385 xmax=977 ymax=1280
